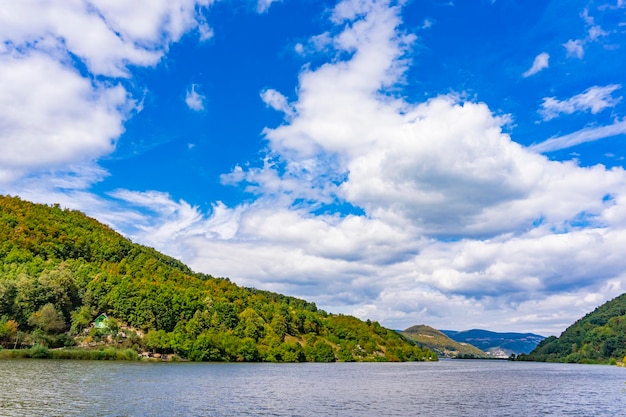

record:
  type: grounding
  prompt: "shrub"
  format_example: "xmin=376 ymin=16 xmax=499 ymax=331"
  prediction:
xmin=29 ymin=345 xmax=51 ymax=359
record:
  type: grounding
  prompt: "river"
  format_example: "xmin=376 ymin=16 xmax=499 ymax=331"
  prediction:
xmin=0 ymin=359 xmax=624 ymax=416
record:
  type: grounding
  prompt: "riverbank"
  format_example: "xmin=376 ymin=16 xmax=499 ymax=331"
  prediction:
xmin=0 ymin=346 xmax=148 ymax=361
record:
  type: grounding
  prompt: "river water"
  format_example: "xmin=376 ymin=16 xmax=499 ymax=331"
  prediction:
xmin=0 ymin=359 xmax=624 ymax=416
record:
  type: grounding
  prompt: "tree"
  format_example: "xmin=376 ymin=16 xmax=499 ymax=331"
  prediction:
xmin=338 ymin=342 xmax=356 ymax=362
xmin=313 ymin=341 xmax=336 ymax=362
xmin=70 ymin=306 xmax=93 ymax=335
xmin=28 ymin=303 xmax=65 ymax=334
xmin=144 ymin=329 xmax=171 ymax=353
xmin=238 ymin=308 xmax=266 ymax=341
xmin=38 ymin=263 xmax=79 ymax=319
xmin=0 ymin=319 xmax=18 ymax=348
xmin=270 ymin=314 xmax=287 ymax=341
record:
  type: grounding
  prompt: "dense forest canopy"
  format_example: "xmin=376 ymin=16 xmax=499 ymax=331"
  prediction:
xmin=0 ymin=195 xmax=435 ymax=362
xmin=520 ymin=293 xmax=626 ymax=364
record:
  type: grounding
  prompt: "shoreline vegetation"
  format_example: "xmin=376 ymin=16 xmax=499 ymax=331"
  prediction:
xmin=0 ymin=344 xmax=434 ymax=363
xmin=0 ymin=346 xmax=142 ymax=361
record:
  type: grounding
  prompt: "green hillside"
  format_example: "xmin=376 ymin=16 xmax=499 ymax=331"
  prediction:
xmin=0 ymin=195 xmax=436 ymax=362
xmin=521 ymin=293 xmax=626 ymax=364
xmin=402 ymin=325 xmax=488 ymax=358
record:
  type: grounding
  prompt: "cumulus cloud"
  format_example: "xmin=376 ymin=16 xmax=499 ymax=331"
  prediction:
xmin=186 ymin=84 xmax=206 ymax=111
xmin=0 ymin=0 xmax=213 ymax=78
xmin=100 ymin=0 xmax=626 ymax=335
xmin=539 ymin=84 xmax=622 ymax=121
xmin=523 ymin=52 xmax=549 ymax=77
xmin=0 ymin=0 xmax=214 ymax=183
xmin=0 ymin=51 xmax=131 ymax=182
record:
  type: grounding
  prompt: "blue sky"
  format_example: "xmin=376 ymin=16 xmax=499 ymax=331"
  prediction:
xmin=2 ymin=0 xmax=626 ymax=335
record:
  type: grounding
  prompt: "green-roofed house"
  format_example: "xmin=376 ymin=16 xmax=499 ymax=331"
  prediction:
xmin=94 ymin=313 xmax=108 ymax=329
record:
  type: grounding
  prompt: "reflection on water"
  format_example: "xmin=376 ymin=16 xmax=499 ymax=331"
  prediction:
xmin=0 ymin=359 xmax=623 ymax=416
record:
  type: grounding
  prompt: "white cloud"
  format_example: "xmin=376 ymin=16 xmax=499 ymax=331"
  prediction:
xmin=563 ymin=39 xmax=584 ymax=58
xmin=588 ymin=25 xmax=609 ymax=40
xmin=197 ymin=13 xmax=215 ymax=41
xmin=0 ymin=0 xmax=214 ymax=182
xmin=257 ymin=0 xmax=282 ymax=14
xmin=0 ymin=51 xmax=131 ymax=182
xmin=260 ymin=89 xmax=294 ymax=117
xmin=420 ymin=18 xmax=434 ymax=30
xmin=523 ymin=52 xmax=549 ymax=77
xmin=562 ymin=5 xmax=622 ymax=61
xmin=0 ymin=0 xmax=213 ymax=78
xmin=185 ymin=84 xmax=206 ymax=111
xmin=570 ymin=6 xmax=620 ymax=54
xmin=581 ymin=8 xmax=594 ymax=25
xmin=539 ymin=84 xmax=622 ymax=121
xmin=198 ymin=24 xmax=215 ymax=41
xmin=530 ymin=120 xmax=626 ymax=153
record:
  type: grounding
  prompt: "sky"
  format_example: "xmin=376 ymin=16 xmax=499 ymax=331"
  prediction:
xmin=1 ymin=0 xmax=626 ymax=336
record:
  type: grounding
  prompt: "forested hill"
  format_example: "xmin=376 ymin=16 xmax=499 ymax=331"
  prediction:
xmin=402 ymin=325 xmax=488 ymax=358
xmin=0 ymin=195 xmax=435 ymax=362
xmin=520 ymin=293 xmax=626 ymax=364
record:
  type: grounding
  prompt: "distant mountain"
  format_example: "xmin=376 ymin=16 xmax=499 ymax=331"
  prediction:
xmin=441 ymin=329 xmax=545 ymax=358
xmin=522 ymin=293 xmax=626 ymax=364
xmin=402 ymin=325 xmax=489 ymax=358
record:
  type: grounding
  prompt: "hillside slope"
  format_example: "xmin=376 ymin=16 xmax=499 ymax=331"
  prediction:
xmin=402 ymin=325 xmax=488 ymax=358
xmin=521 ymin=293 xmax=626 ymax=364
xmin=0 ymin=195 xmax=435 ymax=362
xmin=442 ymin=329 xmax=545 ymax=357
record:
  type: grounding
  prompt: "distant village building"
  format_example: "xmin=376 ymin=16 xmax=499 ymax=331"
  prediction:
xmin=94 ymin=313 xmax=108 ymax=329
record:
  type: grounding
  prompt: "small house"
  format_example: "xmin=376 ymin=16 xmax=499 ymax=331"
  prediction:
xmin=94 ymin=313 xmax=108 ymax=329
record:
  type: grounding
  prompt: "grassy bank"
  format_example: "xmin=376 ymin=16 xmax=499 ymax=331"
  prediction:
xmin=0 ymin=346 xmax=140 ymax=360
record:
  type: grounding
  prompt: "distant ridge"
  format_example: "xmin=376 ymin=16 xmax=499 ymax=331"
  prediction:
xmin=441 ymin=329 xmax=545 ymax=357
xmin=402 ymin=325 xmax=488 ymax=358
